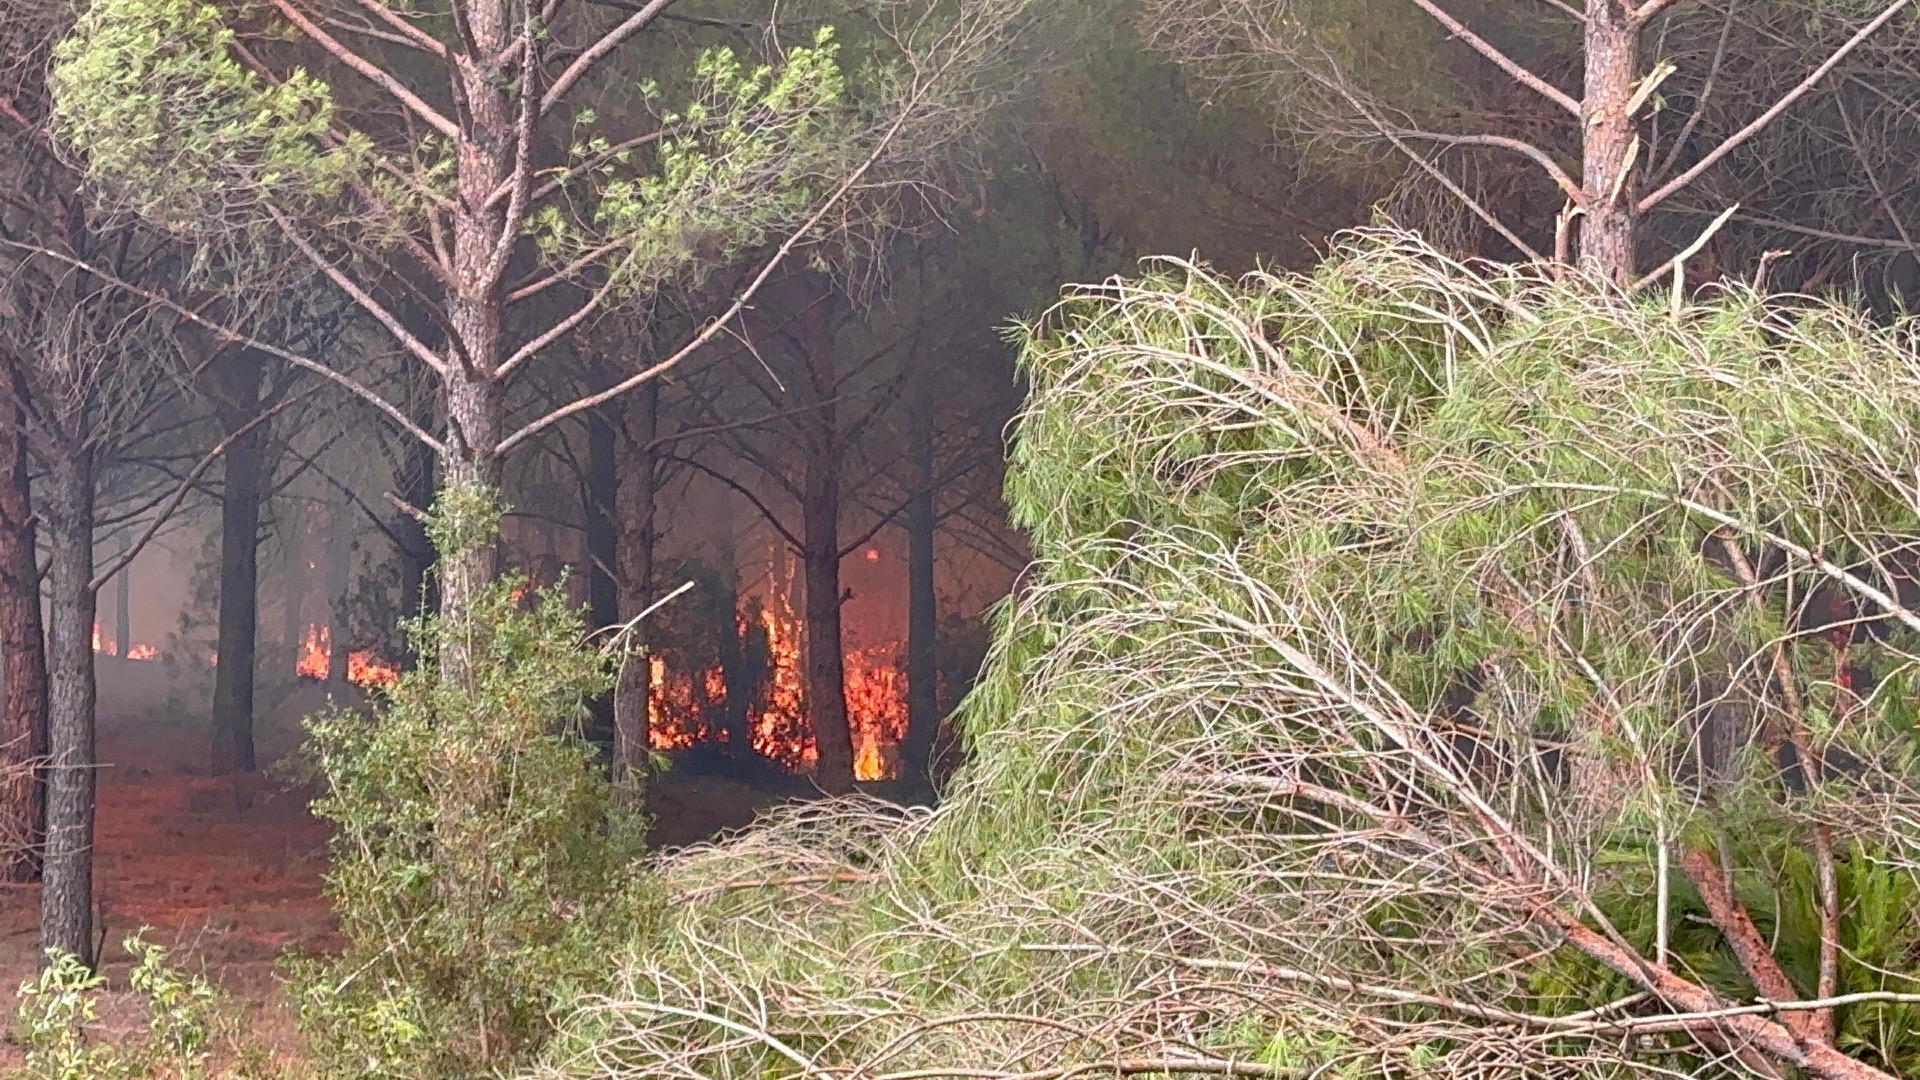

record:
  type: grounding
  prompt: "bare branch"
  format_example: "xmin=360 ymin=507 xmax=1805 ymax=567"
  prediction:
xmin=540 ymin=0 xmax=677 ymax=116
xmin=265 ymin=0 xmax=462 ymax=141
xmin=1407 ymin=0 xmax=1581 ymax=116
xmin=1638 ymin=0 xmax=1915 ymax=212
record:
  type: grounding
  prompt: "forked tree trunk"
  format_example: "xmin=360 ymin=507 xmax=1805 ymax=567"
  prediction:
xmin=584 ymin=409 xmax=619 ymax=755
xmin=0 ymin=374 xmax=47 ymax=882
xmin=40 ymin=449 xmax=96 ymax=968
xmin=210 ymin=415 xmax=265 ymax=775
xmin=902 ymin=374 xmax=939 ymax=786
xmin=612 ymin=380 xmax=658 ymax=788
xmin=1579 ymin=0 xmax=1640 ymax=283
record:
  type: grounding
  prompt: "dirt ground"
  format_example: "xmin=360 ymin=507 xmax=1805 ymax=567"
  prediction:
xmin=0 ymin=657 xmax=818 ymax=1071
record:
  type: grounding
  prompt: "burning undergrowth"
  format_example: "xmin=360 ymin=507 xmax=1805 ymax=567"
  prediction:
xmin=641 ymin=555 xmax=910 ymax=781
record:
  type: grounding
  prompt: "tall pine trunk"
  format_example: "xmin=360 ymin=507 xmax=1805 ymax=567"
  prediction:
xmin=612 ymin=380 xmax=657 ymax=788
xmin=801 ymin=325 xmax=854 ymax=792
xmin=282 ymin=528 xmax=307 ymax=680
xmin=584 ymin=410 xmax=619 ymax=755
xmin=395 ymin=436 xmax=437 ymax=658
xmin=1579 ymin=0 xmax=1640 ymax=283
xmin=210 ymin=369 xmax=266 ymax=775
xmin=325 ymin=515 xmax=351 ymax=687
xmin=436 ymin=374 xmax=502 ymax=688
xmin=436 ymin=0 xmax=515 ymax=689
xmin=111 ymin=538 xmax=130 ymax=661
xmin=0 ymin=372 xmax=47 ymax=882
xmin=40 ymin=449 xmax=96 ymax=967
xmin=902 ymin=373 xmax=939 ymax=787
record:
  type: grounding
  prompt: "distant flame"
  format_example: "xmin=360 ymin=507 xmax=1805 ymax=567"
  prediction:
xmin=645 ymin=579 xmax=910 ymax=781
xmin=295 ymin=623 xmax=399 ymax=688
xmin=91 ymin=621 xmax=158 ymax=661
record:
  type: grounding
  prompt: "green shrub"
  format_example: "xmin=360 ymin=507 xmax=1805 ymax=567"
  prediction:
xmin=286 ymin=488 xmax=656 ymax=1079
xmin=16 ymin=935 xmax=251 ymax=1080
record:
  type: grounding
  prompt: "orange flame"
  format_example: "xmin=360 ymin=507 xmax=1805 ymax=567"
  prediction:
xmin=347 ymin=651 xmax=400 ymax=688
xmin=91 ymin=622 xmax=159 ymax=661
xmin=295 ymin=623 xmax=400 ymax=688
xmin=296 ymin=624 xmax=330 ymax=680
xmin=644 ymin=582 xmax=911 ymax=781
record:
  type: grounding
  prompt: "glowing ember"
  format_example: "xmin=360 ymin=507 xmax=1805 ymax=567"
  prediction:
xmin=864 ymin=548 xmax=880 ymax=562
xmin=126 ymin=644 xmax=158 ymax=661
xmin=92 ymin=622 xmax=107 ymax=655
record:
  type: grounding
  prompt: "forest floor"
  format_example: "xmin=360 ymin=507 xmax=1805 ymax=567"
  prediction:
xmin=0 ymin=657 xmax=819 ymax=1069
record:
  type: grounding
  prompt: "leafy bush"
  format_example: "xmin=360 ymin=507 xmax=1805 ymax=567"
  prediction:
xmin=287 ymin=488 xmax=656 ymax=1079
xmin=16 ymin=935 xmax=261 ymax=1080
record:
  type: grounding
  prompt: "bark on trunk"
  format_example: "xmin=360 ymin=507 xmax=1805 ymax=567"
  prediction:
xmin=0 ymin=375 xmax=47 ymax=882
xmin=210 ymin=414 xmax=265 ymax=775
xmin=40 ymin=450 xmax=95 ymax=968
xmin=612 ymin=380 xmax=657 ymax=788
xmin=902 ymin=374 xmax=939 ymax=786
xmin=1580 ymin=0 xmax=1641 ymax=283
xmin=584 ymin=409 xmax=619 ymax=755
xmin=437 ymin=0 xmax=515 ymax=687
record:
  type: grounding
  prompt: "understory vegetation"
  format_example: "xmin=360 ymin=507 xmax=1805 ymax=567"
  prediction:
xmin=524 ymin=231 xmax=1920 ymax=1080
xmin=21 ymin=231 xmax=1920 ymax=1079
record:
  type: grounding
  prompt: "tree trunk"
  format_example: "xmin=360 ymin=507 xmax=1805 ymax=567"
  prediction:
xmin=210 ymin=411 xmax=265 ymax=775
xmin=436 ymin=373 xmax=502 ymax=688
xmin=282 ymin=527 xmax=307 ymax=680
xmin=437 ymin=0 xmax=515 ymax=690
xmin=325 ymin=514 xmax=351 ymax=687
xmin=1580 ymin=0 xmax=1641 ymax=283
xmin=584 ymin=409 xmax=619 ymax=755
xmin=0 ymin=374 xmax=47 ymax=882
xmin=801 ymin=344 xmax=854 ymax=790
xmin=612 ymin=380 xmax=657 ymax=789
xmin=40 ymin=449 xmax=96 ymax=968
xmin=395 ymin=436 xmax=437 ymax=662
xmin=716 ymin=559 xmax=754 ymax=754
xmin=111 ymin=538 xmax=130 ymax=660
xmin=902 ymin=373 xmax=939 ymax=787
